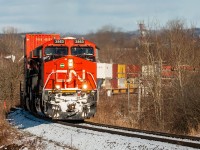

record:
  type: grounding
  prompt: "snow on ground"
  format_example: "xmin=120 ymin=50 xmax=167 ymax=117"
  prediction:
xmin=7 ymin=108 xmax=198 ymax=150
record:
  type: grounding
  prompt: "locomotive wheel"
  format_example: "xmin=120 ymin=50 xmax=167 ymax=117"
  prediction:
xmin=34 ymin=97 xmax=45 ymax=115
xmin=40 ymin=98 xmax=44 ymax=114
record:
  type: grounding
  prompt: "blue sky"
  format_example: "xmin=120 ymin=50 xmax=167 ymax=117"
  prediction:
xmin=1 ymin=0 xmax=200 ymax=34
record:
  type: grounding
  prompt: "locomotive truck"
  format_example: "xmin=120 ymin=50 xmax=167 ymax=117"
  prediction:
xmin=20 ymin=34 xmax=98 ymax=120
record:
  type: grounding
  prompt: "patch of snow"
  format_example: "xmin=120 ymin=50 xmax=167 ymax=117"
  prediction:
xmin=7 ymin=109 xmax=198 ymax=150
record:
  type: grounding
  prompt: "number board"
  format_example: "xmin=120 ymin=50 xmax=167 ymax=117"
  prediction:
xmin=54 ymin=39 xmax=65 ymax=44
xmin=74 ymin=39 xmax=85 ymax=44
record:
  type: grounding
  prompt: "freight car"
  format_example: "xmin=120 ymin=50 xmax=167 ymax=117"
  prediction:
xmin=20 ymin=34 xmax=98 ymax=120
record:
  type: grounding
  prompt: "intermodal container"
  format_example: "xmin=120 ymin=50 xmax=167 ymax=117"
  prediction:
xmin=118 ymin=78 xmax=126 ymax=88
xmin=126 ymin=65 xmax=141 ymax=78
xmin=118 ymin=64 xmax=126 ymax=78
xmin=142 ymin=65 xmax=156 ymax=77
xmin=162 ymin=65 xmax=173 ymax=78
xmin=97 ymin=63 xmax=113 ymax=79
xmin=111 ymin=64 xmax=118 ymax=88
xmin=25 ymin=34 xmax=60 ymax=57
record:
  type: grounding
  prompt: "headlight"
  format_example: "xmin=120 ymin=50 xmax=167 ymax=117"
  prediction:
xmin=68 ymin=58 xmax=74 ymax=69
xmin=82 ymin=83 xmax=88 ymax=90
xmin=55 ymin=84 xmax=61 ymax=90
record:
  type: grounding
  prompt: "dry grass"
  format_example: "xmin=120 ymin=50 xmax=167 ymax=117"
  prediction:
xmin=88 ymin=90 xmax=200 ymax=136
xmin=88 ymin=91 xmax=139 ymax=128
xmin=0 ymin=101 xmax=11 ymax=146
xmin=0 ymin=122 xmax=9 ymax=145
xmin=0 ymin=101 xmax=22 ymax=147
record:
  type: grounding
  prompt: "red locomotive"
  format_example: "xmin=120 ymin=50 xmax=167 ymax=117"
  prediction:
xmin=20 ymin=34 xmax=98 ymax=120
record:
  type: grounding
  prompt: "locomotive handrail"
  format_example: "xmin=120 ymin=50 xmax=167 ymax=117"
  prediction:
xmin=43 ymin=70 xmax=68 ymax=90
xmin=43 ymin=71 xmax=56 ymax=90
xmin=87 ymin=72 xmax=97 ymax=89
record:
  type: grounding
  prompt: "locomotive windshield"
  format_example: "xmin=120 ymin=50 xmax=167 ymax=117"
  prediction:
xmin=71 ymin=47 xmax=95 ymax=62
xmin=45 ymin=47 xmax=68 ymax=56
xmin=44 ymin=46 xmax=68 ymax=61
xmin=71 ymin=47 xmax=94 ymax=55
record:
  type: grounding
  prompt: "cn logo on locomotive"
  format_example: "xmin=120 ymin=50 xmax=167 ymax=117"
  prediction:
xmin=56 ymin=69 xmax=86 ymax=83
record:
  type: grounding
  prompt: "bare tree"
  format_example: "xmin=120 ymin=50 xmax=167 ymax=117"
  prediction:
xmin=0 ymin=27 xmax=24 ymax=108
xmin=87 ymin=25 xmax=139 ymax=64
xmin=137 ymin=23 xmax=166 ymax=130
xmin=137 ymin=19 xmax=200 ymax=133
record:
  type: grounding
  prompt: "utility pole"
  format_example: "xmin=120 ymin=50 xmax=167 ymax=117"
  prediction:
xmin=127 ymin=78 xmax=130 ymax=115
xmin=137 ymin=76 xmax=141 ymax=120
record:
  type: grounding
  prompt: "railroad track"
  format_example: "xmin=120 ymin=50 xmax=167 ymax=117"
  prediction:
xmin=56 ymin=121 xmax=200 ymax=149
xmin=9 ymin=108 xmax=200 ymax=149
